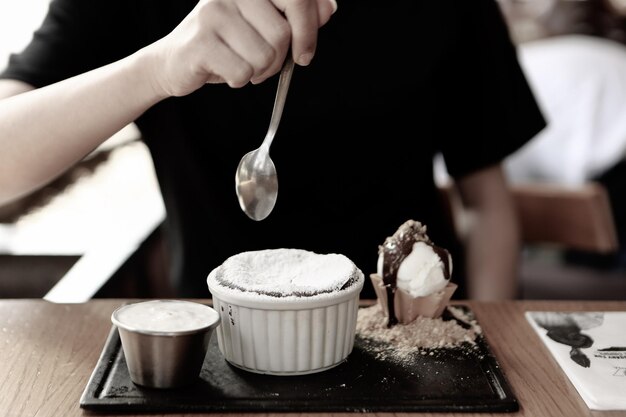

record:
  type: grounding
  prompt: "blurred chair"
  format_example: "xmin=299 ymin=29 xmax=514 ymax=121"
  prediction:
xmin=440 ymin=181 xmax=617 ymax=252
xmin=439 ymin=181 xmax=626 ymax=300
xmin=512 ymin=182 xmax=618 ymax=253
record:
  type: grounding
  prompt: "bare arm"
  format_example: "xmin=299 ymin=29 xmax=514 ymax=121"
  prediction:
xmin=0 ymin=0 xmax=336 ymax=206
xmin=455 ymin=164 xmax=521 ymax=300
xmin=0 ymin=53 xmax=163 ymax=206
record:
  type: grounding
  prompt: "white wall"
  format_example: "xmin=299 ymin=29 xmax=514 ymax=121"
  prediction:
xmin=0 ymin=0 xmax=51 ymax=68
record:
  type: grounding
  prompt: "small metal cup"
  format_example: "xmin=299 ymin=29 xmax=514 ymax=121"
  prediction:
xmin=111 ymin=300 xmax=220 ymax=389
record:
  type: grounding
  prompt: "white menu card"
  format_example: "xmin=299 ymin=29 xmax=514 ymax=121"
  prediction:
xmin=526 ymin=311 xmax=626 ymax=410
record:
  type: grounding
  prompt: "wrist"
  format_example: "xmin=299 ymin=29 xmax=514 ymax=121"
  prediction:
xmin=128 ymin=44 xmax=172 ymax=103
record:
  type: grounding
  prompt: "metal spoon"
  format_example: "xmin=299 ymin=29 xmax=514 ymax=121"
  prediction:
xmin=235 ymin=56 xmax=295 ymax=221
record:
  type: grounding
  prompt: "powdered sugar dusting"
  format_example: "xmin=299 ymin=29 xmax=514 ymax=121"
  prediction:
xmin=208 ymin=248 xmax=362 ymax=297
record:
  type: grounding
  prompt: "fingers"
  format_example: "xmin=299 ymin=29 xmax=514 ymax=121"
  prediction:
xmin=272 ymin=0 xmax=319 ymax=66
xmin=225 ymin=0 xmax=337 ymax=82
xmin=153 ymin=0 xmax=338 ymax=96
xmin=201 ymin=42 xmax=254 ymax=89
xmin=316 ymin=0 xmax=337 ymax=27
xmin=269 ymin=0 xmax=336 ymax=66
xmin=196 ymin=0 xmax=292 ymax=86
xmin=193 ymin=0 xmax=284 ymax=88
xmin=179 ymin=3 xmax=250 ymax=89
xmin=234 ymin=0 xmax=292 ymax=83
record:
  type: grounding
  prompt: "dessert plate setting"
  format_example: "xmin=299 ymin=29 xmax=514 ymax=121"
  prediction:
xmin=80 ymin=305 xmax=518 ymax=413
xmin=81 ymin=223 xmax=518 ymax=413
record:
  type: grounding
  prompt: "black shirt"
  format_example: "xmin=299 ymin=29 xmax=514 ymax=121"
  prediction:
xmin=0 ymin=0 xmax=546 ymax=298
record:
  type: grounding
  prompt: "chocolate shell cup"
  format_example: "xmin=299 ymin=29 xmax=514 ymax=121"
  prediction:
xmin=370 ymin=274 xmax=457 ymax=323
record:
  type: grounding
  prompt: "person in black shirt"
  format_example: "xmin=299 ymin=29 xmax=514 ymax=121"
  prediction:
xmin=0 ymin=0 xmax=545 ymax=300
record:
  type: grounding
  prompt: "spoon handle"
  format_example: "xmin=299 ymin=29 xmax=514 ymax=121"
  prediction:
xmin=261 ymin=55 xmax=295 ymax=151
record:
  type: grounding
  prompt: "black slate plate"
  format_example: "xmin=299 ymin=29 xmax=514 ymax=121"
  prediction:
xmin=80 ymin=305 xmax=518 ymax=413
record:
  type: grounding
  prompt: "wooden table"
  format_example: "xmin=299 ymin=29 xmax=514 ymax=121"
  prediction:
xmin=0 ymin=299 xmax=624 ymax=417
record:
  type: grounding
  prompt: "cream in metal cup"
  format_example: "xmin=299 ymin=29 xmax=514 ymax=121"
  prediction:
xmin=111 ymin=300 xmax=220 ymax=389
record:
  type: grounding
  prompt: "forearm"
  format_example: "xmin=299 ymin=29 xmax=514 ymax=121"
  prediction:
xmin=0 ymin=50 xmax=165 ymax=205
xmin=463 ymin=200 xmax=521 ymax=300
xmin=456 ymin=164 xmax=521 ymax=300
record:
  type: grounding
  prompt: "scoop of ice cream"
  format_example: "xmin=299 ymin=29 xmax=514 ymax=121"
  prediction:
xmin=377 ymin=220 xmax=452 ymax=298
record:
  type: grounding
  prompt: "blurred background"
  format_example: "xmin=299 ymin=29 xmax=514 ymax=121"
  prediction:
xmin=497 ymin=0 xmax=626 ymax=299
xmin=0 ymin=0 xmax=625 ymax=301
xmin=0 ymin=0 xmax=167 ymax=300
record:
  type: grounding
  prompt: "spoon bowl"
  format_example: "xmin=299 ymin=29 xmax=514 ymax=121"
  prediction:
xmin=235 ymin=56 xmax=294 ymax=221
xmin=235 ymin=147 xmax=278 ymax=221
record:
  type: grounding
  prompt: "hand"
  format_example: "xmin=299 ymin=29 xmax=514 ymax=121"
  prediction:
xmin=144 ymin=0 xmax=336 ymax=97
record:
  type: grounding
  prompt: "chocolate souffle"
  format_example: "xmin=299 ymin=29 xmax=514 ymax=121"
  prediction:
xmin=207 ymin=248 xmax=364 ymax=375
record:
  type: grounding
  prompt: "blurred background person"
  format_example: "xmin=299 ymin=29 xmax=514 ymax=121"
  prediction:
xmin=0 ymin=0 xmax=545 ymax=301
xmin=505 ymin=34 xmax=626 ymax=268
xmin=500 ymin=0 xmax=626 ymax=269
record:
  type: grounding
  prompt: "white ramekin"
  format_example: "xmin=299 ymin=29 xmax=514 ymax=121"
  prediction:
xmin=208 ymin=277 xmax=363 ymax=375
